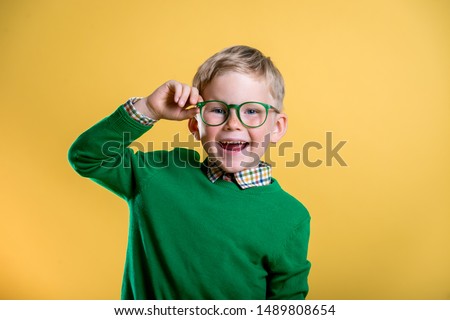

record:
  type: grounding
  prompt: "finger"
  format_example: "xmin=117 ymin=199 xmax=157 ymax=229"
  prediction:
xmin=177 ymin=83 xmax=192 ymax=107
xmin=188 ymin=87 xmax=200 ymax=105
xmin=168 ymin=80 xmax=183 ymax=104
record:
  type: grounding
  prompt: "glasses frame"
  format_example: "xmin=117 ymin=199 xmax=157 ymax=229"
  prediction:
xmin=196 ymin=100 xmax=280 ymax=128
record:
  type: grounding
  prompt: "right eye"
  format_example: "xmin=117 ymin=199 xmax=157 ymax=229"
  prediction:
xmin=204 ymin=102 xmax=227 ymax=115
xmin=211 ymin=108 xmax=226 ymax=114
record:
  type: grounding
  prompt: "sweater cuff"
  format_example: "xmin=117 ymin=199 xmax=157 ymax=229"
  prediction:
xmin=108 ymin=103 xmax=155 ymax=140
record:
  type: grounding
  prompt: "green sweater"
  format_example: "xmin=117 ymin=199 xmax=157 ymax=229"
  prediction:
xmin=68 ymin=106 xmax=311 ymax=299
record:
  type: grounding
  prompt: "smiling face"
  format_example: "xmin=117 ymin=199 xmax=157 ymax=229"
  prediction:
xmin=189 ymin=71 xmax=287 ymax=173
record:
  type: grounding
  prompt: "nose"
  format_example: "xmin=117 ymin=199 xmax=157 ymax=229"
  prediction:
xmin=223 ymin=109 xmax=242 ymax=130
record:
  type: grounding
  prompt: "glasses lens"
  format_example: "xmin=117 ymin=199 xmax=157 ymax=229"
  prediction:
xmin=240 ymin=103 xmax=268 ymax=127
xmin=202 ymin=101 xmax=229 ymax=125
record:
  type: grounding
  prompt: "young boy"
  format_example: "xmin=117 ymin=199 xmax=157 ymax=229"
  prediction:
xmin=68 ymin=45 xmax=311 ymax=299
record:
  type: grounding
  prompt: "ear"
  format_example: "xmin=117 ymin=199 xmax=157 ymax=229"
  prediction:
xmin=270 ymin=112 xmax=288 ymax=143
xmin=188 ymin=116 xmax=200 ymax=140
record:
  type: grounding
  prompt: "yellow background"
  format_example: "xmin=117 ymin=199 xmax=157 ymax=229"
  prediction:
xmin=1 ymin=0 xmax=449 ymax=299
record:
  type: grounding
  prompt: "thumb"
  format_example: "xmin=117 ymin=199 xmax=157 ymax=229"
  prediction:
xmin=186 ymin=107 xmax=200 ymax=119
xmin=178 ymin=106 xmax=199 ymax=120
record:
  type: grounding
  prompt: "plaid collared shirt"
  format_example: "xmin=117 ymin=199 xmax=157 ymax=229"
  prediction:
xmin=123 ymin=97 xmax=158 ymax=126
xmin=123 ymin=98 xmax=273 ymax=189
xmin=206 ymin=160 xmax=273 ymax=189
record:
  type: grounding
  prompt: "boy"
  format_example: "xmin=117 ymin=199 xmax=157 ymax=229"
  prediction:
xmin=68 ymin=45 xmax=311 ymax=299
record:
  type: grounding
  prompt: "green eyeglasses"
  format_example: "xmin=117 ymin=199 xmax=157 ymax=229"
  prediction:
xmin=196 ymin=100 xmax=280 ymax=128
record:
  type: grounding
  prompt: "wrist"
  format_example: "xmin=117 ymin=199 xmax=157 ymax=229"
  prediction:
xmin=133 ymin=98 xmax=160 ymax=120
xmin=123 ymin=97 xmax=158 ymax=126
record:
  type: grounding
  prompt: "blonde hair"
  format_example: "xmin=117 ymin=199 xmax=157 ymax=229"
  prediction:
xmin=193 ymin=45 xmax=285 ymax=109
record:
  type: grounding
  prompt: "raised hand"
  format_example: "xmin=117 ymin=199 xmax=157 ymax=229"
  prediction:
xmin=134 ymin=80 xmax=202 ymax=121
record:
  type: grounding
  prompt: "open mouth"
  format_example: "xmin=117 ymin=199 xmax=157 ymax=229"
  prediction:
xmin=219 ymin=141 xmax=249 ymax=152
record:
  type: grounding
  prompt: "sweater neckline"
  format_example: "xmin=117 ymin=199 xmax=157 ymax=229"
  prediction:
xmin=199 ymin=162 xmax=282 ymax=194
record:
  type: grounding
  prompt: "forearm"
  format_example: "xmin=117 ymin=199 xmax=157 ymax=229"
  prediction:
xmin=68 ymin=102 xmax=152 ymax=199
xmin=69 ymin=107 xmax=148 ymax=169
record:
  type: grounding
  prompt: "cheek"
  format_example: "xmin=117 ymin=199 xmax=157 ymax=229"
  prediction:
xmin=249 ymin=128 xmax=272 ymax=145
xmin=199 ymin=125 xmax=219 ymax=141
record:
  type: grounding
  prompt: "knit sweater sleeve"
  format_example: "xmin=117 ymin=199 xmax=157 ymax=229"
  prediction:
xmin=68 ymin=106 xmax=152 ymax=200
xmin=266 ymin=216 xmax=311 ymax=300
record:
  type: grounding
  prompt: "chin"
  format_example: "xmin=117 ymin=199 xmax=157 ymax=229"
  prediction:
xmin=219 ymin=165 xmax=244 ymax=174
xmin=217 ymin=156 xmax=260 ymax=173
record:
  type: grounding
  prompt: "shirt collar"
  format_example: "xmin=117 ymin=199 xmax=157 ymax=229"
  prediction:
xmin=205 ymin=159 xmax=273 ymax=190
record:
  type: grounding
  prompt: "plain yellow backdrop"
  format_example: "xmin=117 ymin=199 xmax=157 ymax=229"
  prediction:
xmin=1 ymin=0 xmax=449 ymax=299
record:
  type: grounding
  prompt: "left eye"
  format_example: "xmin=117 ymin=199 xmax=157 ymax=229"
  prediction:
xmin=244 ymin=109 xmax=259 ymax=114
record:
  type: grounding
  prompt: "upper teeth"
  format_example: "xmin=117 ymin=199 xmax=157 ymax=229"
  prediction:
xmin=221 ymin=141 xmax=246 ymax=144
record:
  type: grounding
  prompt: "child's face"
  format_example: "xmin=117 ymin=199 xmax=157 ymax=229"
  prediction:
xmin=189 ymin=71 xmax=287 ymax=173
